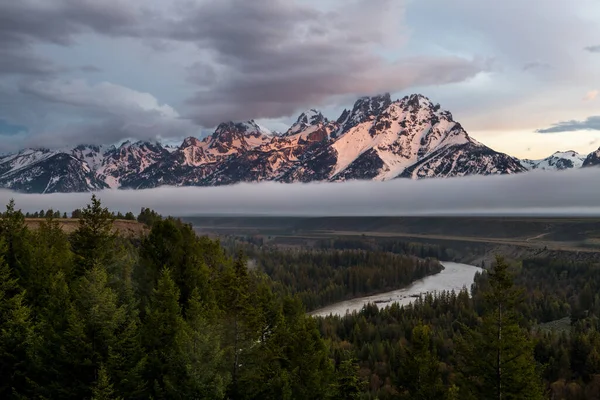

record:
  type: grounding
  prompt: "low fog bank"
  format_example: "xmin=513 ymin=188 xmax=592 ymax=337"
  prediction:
xmin=1 ymin=168 xmax=600 ymax=217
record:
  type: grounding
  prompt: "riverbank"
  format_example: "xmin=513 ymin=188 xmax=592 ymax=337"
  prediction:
xmin=309 ymin=261 xmax=482 ymax=318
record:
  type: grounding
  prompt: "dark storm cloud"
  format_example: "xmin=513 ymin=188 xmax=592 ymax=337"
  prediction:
xmin=12 ymin=79 xmax=197 ymax=148
xmin=585 ymin=45 xmax=600 ymax=53
xmin=24 ymin=115 xmax=195 ymax=150
xmin=0 ymin=47 xmax=60 ymax=76
xmin=0 ymin=0 xmax=144 ymax=46
xmin=0 ymin=0 xmax=151 ymax=77
xmin=1 ymin=168 xmax=600 ymax=217
xmin=0 ymin=0 xmax=487 ymax=136
xmin=169 ymin=0 xmax=487 ymax=126
xmin=536 ymin=116 xmax=600 ymax=133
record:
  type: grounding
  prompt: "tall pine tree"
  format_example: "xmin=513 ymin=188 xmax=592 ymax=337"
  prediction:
xmin=71 ymin=195 xmax=117 ymax=275
xmin=0 ymin=240 xmax=37 ymax=399
xmin=397 ymin=323 xmax=445 ymax=399
xmin=457 ymin=256 xmax=544 ymax=400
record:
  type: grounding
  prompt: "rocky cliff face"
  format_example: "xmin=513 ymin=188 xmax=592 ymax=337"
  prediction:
xmin=582 ymin=147 xmax=600 ymax=168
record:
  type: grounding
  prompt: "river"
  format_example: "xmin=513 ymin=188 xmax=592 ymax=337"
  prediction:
xmin=309 ymin=261 xmax=483 ymax=318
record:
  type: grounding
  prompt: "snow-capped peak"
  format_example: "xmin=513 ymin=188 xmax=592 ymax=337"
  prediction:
xmin=401 ymin=93 xmax=434 ymax=110
xmin=286 ymin=109 xmax=328 ymax=135
xmin=214 ymin=120 xmax=270 ymax=137
xmin=521 ymin=150 xmax=586 ymax=171
xmin=553 ymin=150 xmax=580 ymax=157
xmin=336 ymin=93 xmax=394 ymax=135
xmin=0 ymin=92 xmax=551 ymax=193
xmin=181 ymin=136 xmax=202 ymax=148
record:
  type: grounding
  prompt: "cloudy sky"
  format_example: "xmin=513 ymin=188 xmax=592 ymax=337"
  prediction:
xmin=1 ymin=0 xmax=600 ymax=158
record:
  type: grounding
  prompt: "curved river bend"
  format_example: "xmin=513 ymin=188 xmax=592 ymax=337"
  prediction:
xmin=309 ymin=261 xmax=482 ymax=318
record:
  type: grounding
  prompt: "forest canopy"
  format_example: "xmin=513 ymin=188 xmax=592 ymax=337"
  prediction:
xmin=0 ymin=196 xmax=598 ymax=399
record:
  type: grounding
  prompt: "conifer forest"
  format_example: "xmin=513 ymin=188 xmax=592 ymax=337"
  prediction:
xmin=1 ymin=196 xmax=600 ymax=399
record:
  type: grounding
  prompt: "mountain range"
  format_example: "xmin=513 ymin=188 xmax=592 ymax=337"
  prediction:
xmin=1 ymin=93 xmax=598 ymax=194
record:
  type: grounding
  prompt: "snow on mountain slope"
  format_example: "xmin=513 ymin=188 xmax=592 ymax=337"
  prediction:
xmin=0 ymin=153 xmax=107 ymax=193
xmin=286 ymin=109 xmax=328 ymax=136
xmin=284 ymin=93 xmax=525 ymax=182
xmin=70 ymin=145 xmax=111 ymax=172
xmin=99 ymin=141 xmax=170 ymax=188
xmin=398 ymin=142 xmax=525 ymax=179
xmin=123 ymin=121 xmax=275 ymax=189
xmin=331 ymin=96 xmax=470 ymax=180
xmin=521 ymin=151 xmax=586 ymax=171
xmin=0 ymin=92 xmax=576 ymax=193
xmin=0 ymin=148 xmax=58 ymax=177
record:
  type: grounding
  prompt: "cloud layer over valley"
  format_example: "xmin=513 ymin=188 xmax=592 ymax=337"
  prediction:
xmin=2 ymin=168 xmax=599 ymax=217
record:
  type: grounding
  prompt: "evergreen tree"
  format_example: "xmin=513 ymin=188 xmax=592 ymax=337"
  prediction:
xmin=142 ymin=268 xmax=188 ymax=398
xmin=0 ymin=241 xmax=37 ymax=398
xmin=91 ymin=364 xmax=122 ymax=400
xmin=457 ymin=256 xmax=544 ymax=400
xmin=35 ymin=269 xmax=74 ymax=398
xmin=335 ymin=356 xmax=362 ymax=399
xmin=59 ymin=264 xmax=144 ymax=399
xmin=138 ymin=218 xmax=214 ymax=310
xmin=237 ymin=295 xmax=336 ymax=400
xmin=27 ymin=213 xmax=73 ymax=311
xmin=0 ymin=199 xmax=32 ymax=285
xmin=397 ymin=323 xmax=445 ymax=399
xmin=137 ymin=208 xmax=162 ymax=227
xmin=218 ymin=252 xmax=258 ymax=398
xmin=181 ymin=288 xmax=229 ymax=399
xmin=71 ymin=195 xmax=117 ymax=274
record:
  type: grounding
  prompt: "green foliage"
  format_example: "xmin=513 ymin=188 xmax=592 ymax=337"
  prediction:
xmin=0 ymin=199 xmax=33 ymax=284
xmin=397 ymin=323 xmax=445 ymax=399
xmin=92 ymin=364 xmax=122 ymax=400
xmin=138 ymin=218 xmax=214 ymax=310
xmin=181 ymin=288 xmax=229 ymax=398
xmin=456 ymin=256 xmax=544 ymax=400
xmin=229 ymin=241 xmax=442 ymax=311
xmin=4 ymin=197 xmax=600 ymax=399
xmin=335 ymin=356 xmax=362 ymax=399
xmin=71 ymin=195 xmax=117 ymax=273
xmin=0 ymin=241 xmax=37 ymax=398
xmin=137 ymin=208 xmax=162 ymax=227
xmin=143 ymin=268 xmax=189 ymax=398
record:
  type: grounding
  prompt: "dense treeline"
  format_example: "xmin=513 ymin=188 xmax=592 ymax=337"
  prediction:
xmin=316 ymin=238 xmax=454 ymax=260
xmin=0 ymin=197 xmax=357 ymax=399
xmin=24 ymin=208 xmax=147 ymax=221
xmin=225 ymin=242 xmax=442 ymax=311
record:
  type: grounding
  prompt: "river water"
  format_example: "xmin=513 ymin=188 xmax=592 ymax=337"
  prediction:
xmin=309 ymin=261 xmax=483 ymax=318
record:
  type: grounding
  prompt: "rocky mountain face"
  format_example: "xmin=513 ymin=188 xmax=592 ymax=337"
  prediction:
xmin=583 ymin=147 xmax=600 ymax=167
xmin=0 ymin=93 xmax=589 ymax=194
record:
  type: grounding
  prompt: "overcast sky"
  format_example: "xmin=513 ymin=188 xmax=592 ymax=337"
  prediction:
xmin=1 ymin=168 xmax=600 ymax=216
xmin=1 ymin=0 xmax=600 ymax=158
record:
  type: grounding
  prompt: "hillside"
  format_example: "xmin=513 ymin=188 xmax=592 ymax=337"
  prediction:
xmin=23 ymin=218 xmax=149 ymax=236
